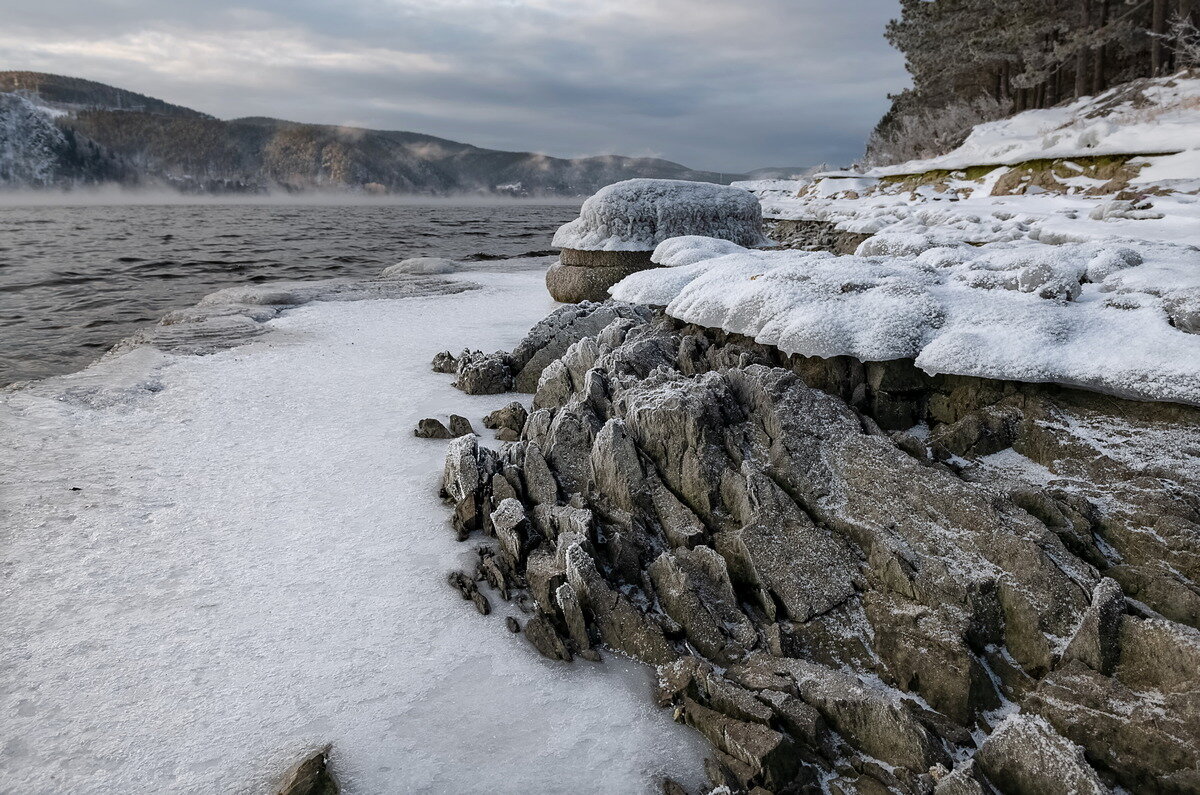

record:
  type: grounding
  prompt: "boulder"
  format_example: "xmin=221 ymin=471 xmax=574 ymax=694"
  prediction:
xmin=975 ymin=714 xmax=1105 ymax=795
xmin=275 ymin=745 xmax=338 ymax=795
xmin=414 ymin=418 xmax=451 ymax=439
xmin=448 ymin=414 xmax=475 ymax=437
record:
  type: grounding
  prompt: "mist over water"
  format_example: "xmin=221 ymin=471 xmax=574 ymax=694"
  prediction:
xmin=0 ymin=200 xmax=579 ymax=384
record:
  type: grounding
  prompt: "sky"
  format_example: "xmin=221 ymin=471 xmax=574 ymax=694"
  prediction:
xmin=0 ymin=0 xmax=907 ymax=173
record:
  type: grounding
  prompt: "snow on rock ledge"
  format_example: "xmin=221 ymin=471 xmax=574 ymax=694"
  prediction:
xmin=551 ymin=179 xmax=773 ymax=252
xmin=610 ymin=235 xmax=1200 ymax=406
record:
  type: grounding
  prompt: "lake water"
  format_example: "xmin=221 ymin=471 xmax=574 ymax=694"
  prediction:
xmin=0 ymin=200 xmax=579 ymax=384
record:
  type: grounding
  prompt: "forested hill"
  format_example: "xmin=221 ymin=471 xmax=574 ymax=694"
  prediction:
xmin=868 ymin=0 xmax=1200 ymax=165
xmin=0 ymin=72 xmax=745 ymax=196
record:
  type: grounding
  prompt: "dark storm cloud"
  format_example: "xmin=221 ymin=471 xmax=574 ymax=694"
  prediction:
xmin=0 ymin=0 xmax=906 ymax=172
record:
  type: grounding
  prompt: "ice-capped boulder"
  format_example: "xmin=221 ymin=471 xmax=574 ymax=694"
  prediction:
xmin=552 ymin=179 xmax=772 ymax=253
xmin=546 ymin=179 xmax=773 ymax=303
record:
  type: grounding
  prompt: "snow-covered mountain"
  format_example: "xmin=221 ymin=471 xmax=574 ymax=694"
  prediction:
xmin=0 ymin=71 xmax=766 ymax=196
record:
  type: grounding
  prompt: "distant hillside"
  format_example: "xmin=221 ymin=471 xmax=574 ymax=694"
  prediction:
xmin=0 ymin=71 xmax=760 ymax=196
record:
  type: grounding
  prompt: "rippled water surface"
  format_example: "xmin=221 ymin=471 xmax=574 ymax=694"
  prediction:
xmin=0 ymin=201 xmax=579 ymax=384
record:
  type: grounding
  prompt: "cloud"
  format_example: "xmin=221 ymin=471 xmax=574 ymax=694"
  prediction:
xmin=0 ymin=0 xmax=907 ymax=171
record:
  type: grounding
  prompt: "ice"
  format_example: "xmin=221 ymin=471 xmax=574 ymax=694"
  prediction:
xmin=551 ymin=178 xmax=773 ymax=251
xmin=611 ymin=237 xmax=1200 ymax=405
xmin=0 ymin=266 xmax=707 ymax=793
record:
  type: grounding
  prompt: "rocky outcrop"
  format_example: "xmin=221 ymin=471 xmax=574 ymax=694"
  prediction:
xmin=436 ymin=302 xmax=1200 ymax=793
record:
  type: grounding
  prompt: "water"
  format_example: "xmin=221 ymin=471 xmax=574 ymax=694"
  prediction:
xmin=0 ymin=200 xmax=579 ymax=385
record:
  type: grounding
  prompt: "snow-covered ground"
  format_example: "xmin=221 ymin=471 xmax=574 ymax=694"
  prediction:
xmin=0 ymin=264 xmax=707 ymax=793
xmin=623 ymin=81 xmax=1200 ymax=407
xmin=848 ymin=72 xmax=1200 ymax=177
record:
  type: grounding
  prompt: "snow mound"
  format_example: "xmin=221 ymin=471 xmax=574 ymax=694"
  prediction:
xmin=612 ymin=235 xmax=1200 ymax=405
xmin=381 ymin=257 xmax=461 ymax=276
xmin=857 ymin=73 xmax=1200 ymax=177
xmin=552 ymin=179 xmax=773 ymax=251
xmin=652 ymin=235 xmax=750 ymax=267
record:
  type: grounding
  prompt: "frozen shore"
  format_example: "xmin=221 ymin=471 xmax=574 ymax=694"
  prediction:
xmin=0 ymin=260 xmax=707 ymax=793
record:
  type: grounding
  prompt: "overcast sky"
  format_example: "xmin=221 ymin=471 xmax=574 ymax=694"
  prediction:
xmin=0 ymin=1 xmax=906 ymax=172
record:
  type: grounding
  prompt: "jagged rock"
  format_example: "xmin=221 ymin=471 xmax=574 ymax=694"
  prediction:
xmin=440 ymin=435 xmax=498 ymax=540
xmin=933 ymin=760 xmax=993 ymax=795
xmin=786 ymin=659 xmax=951 ymax=773
xmin=648 ymin=546 xmax=756 ymax=664
xmin=434 ymin=303 xmax=1200 ymax=791
xmin=523 ymin=613 xmax=572 ymax=661
xmin=975 ymin=714 xmax=1106 ymax=794
xmin=453 ymin=351 xmax=513 ymax=395
xmin=414 ymin=418 xmax=451 ymax=439
xmin=448 ymin=414 xmax=475 ymax=437
xmin=508 ymin=301 xmax=653 ymax=392
xmin=1059 ymin=576 xmax=1125 ymax=676
xmin=505 ymin=616 xmax=520 ymax=633
xmin=489 ymin=498 xmax=529 ymax=565
xmin=275 ymin=745 xmax=338 ymax=795
xmin=865 ymin=591 xmax=1000 ymax=726
xmin=430 ymin=350 xmax=459 ymax=374
xmin=555 ymin=581 xmax=594 ymax=656
xmin=677 ymin=696 xmax=798 ymax=790
xmin=565 ymin=544 xmax=676 ymax=665
xmin=483 ymin=401 xmax=529 ymax=438
xmin=447 ymin=569 xmax=488 ymax=613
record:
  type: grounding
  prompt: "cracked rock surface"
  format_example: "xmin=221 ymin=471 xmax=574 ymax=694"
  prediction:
xmin=437 ymin=301 xmax=1200 ymax=794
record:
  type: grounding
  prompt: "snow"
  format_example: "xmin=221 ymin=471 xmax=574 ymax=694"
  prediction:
xmin=851 ymin=73 xmax=1200 ymax=177
xmin=0 ymin=264 xmax=707 ymax=793
xmin=610 ymin=236 xmax=1200 ymax=405
xmin=552 ymin=178 xmax=773 ymax=251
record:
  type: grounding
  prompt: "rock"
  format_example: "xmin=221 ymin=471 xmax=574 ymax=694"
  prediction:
xmin=431 ymin=350 xmax=459 ymax=374
xmin=483 ymin=401 xmax=529 ymax=437
xmin=414 ymin=418 xmax=451 ymax=439
xmin=275 ymin=745 xmax=338 ymax=795
xmin=565 ymin=544 xmax=677 ymax=665
xmin=648 ymin=546 xmax=757 ymax=664
xmin=933 ymin=760 xmax=993 ymax=795
xmin=545 ymin=261 xmax=655 ymax=304
xmin=975 ymin=714 xmax=1105 ymax=795
xmin=433 ymin=303 xmax=1200 ymax=791
xmin=677 ymin=697 xmax=798 ymax=790
xmin=453 ymin=351 xmax=513 ymax=395
xmin=448 ymin=414 xmax=475 ymax=437
xmin=489 ymin=497 xmax=529 ymax=565
xmin=1059 ymin=576 xmax=1125 ymax=676
xmin=495 ymin=427 xmax=520 ymax=442
xmin=523 ymin=613 xmax=572 ymax=661
xmin=505 ymin=616 xmax=520 ymax=633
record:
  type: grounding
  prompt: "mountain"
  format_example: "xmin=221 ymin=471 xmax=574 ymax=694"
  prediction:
xmin=0 ymin=71 xmax=765 ymax=196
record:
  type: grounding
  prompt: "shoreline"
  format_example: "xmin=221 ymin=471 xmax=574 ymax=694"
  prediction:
xmin=0 ymin=262 xmax=708 ymax=793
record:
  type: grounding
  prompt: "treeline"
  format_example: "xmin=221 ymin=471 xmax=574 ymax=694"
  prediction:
xmin=866 ymin=0 xmax=1200 ymax=164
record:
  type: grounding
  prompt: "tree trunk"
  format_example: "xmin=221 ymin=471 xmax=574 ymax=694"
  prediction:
xmin=1076 ymin=0 xmax=1091 ymax=97
xmin=1092 ymin=0 xmax=1109 ymax=94
xmin=1152 ymin=0 xmax=1168 ymax=74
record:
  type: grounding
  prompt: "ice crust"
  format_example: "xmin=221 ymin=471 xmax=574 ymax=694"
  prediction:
xmin=551 ymin=178 xmax=773 ymax=251
xmin=611 ymin=236 xmax=1200 ymax=405
xmin=0 ymin=267 xmax=707 ymax=793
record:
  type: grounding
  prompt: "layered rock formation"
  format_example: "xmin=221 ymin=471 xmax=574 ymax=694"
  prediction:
xmin=438 ymin=301 xmax=1200 ymax=793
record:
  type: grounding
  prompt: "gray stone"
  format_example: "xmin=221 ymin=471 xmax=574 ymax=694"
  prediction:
xmin=414 ymin=418 xmax=451 ymax=439
xmin=453 ymin=351 xmax=513 ymax=395
xmin=976 ymin=714 xmax=1105 ymax=795
xmin=545 ymin=261 xmax=657 ymax=304
xmin=448 ymin=414 xmax=474 ymax=437
xmin=275 ymin=745 xmax=338 ymax=795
